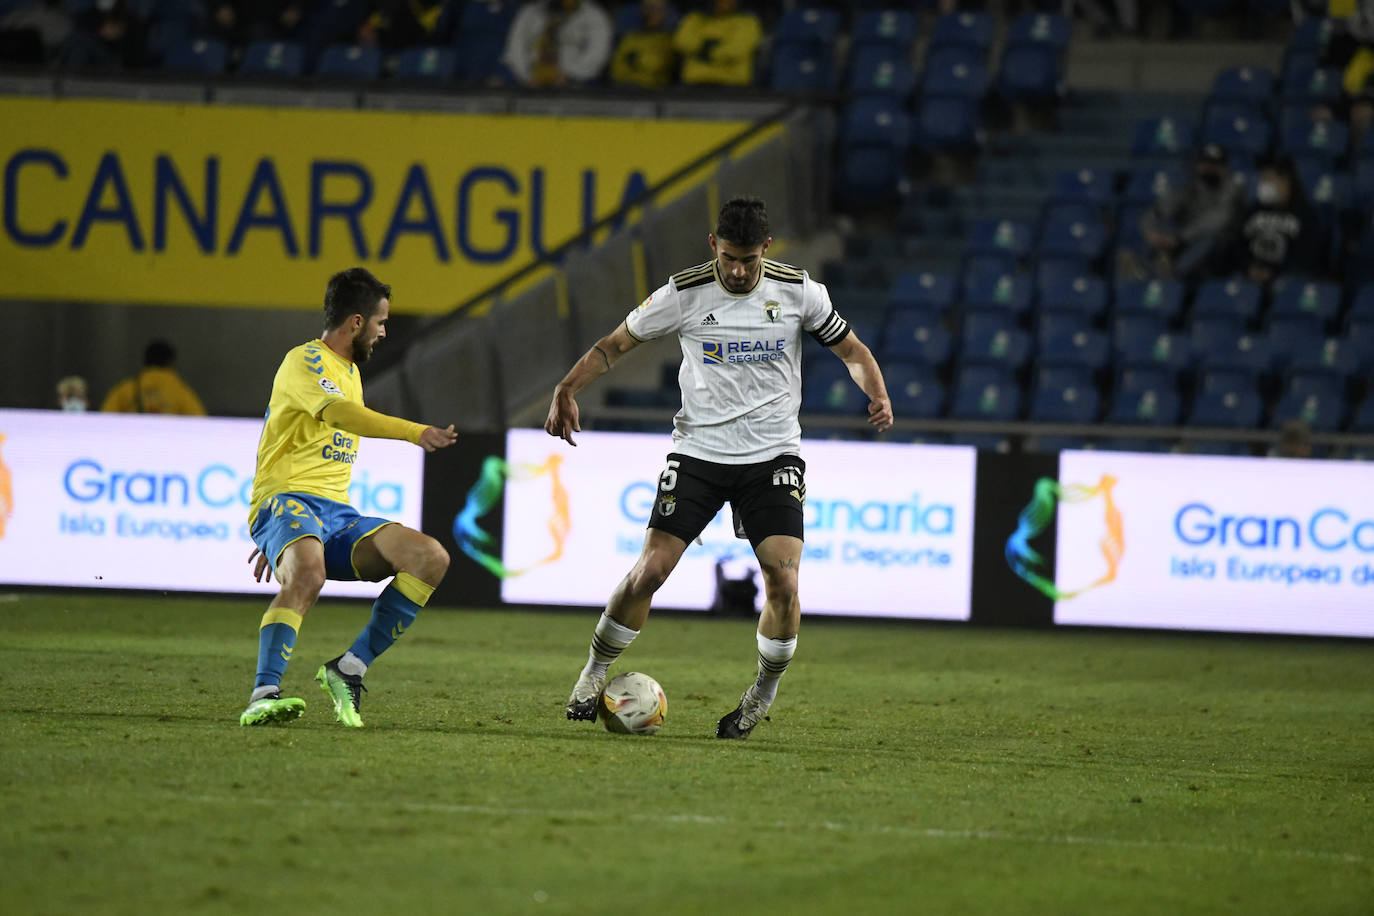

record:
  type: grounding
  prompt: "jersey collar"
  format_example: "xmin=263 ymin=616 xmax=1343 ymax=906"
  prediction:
xmin=713 ymin=261 xmax=762 ymax=298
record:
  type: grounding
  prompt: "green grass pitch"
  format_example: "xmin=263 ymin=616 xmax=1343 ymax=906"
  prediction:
xmin=2 ymin=591 xmax=1371 ymax=915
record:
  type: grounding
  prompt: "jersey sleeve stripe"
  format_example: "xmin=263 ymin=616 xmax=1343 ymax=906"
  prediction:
xmin=809 ymin=310 xmax=850 ymax=346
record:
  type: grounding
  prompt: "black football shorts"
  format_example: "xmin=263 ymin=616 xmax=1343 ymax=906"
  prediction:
xmin=646 ymin=452 xmax=806 ymax=548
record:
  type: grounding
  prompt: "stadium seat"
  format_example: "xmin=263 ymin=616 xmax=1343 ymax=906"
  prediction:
xmin=914 ymin=95 xmax=983 ymax=152
xmin=1131 ymin=116 xmax=1195 ymax=160
xmin=1116 ymin=328 xmax=1190 ymax=373
xmin=962 ymin=266 xmax=1033 ymax=316
xmin=848 ymin=49 xmax=917 ymax=101
xmin=1270 ymin=380 xmax=1347 ymax=432
xmin=316 ymin=43 xmax=381 ymax=80
xmin=836 ymin=99 xmax=913 ymax=203
xmin=968 ymin=218 xmax=1033 ymax=261
xmin=801 ymin=360 xmax=869 ymax=414
xmin=1201 ymin=110 xmax=1274 ymax=165
xmin=922 ymin=49 xmax=990 ymax=100
xmin=162 ymin=37 xmax=227 ymax=74
xmin=1116 ymin=364 xmax=1177 ymax=394
xmin=995 ymin=45 xmax=1061 ymax=102
xmin=1006 ymin=12 xmax=1072 ymax=54
xmin=1267 ymin=315 xmax=1328 ymax=370
xmin=770 ymin=45 xmax=837 ymax=93
xmin=1187 ymin=377 xmax=1264 ymax=428
xmin=1049 ymin=167 xmax=1115 ymax=207
xmin=1039 ymin=323 xmax=1110 ymax=371
xmin=1034 ymin=362 xmax=1094 ymax=393
xmin=240 ymin=40 xmax=305 ymax=78
xmin=851 ymin=10 xmax=918 ymax=57
xmin=884 ymin=363 xmax=945 ymax=419
xmin=929 ymin=11 xmax=994 ymax=56
xmin=1289 ymin=16 xmax=1335 ymax=56
xmin=1268 ymin=277 xmax=1342 ymax=326
xmin=880 ymin=309 xmax=954 ymax=366
xmin=1280 ymin=63 xmax=1342 ymax=109
xmin=1210 ymin=66 xmax=1276 ymax=106
xmin=1038 ymin=270 xmax=1108 ymax=319
xmin=960 ymin=321 xmax=1032 ymax=371
xmin=1037 ymin=213 xmax=1107 ymax=262
xmin=1350 ymin=284 xmax=1374 ymax=318
xmin=1028 ymin=380 xmax=1100 ymax=424
xmin=396 ymin=46 xmax=457 ymax=82
xmin=889 ymin=270 xmax=958 ymax=312
xmin=1105 ymin=386 xmax=1183 ymax=426
xmin=1191 ymin=314 xmax=1248 ymax=363
xmin=773 ymin=6 xmax=841 ymax=56
xmin=1121 ymin=165 xmax=1186 ymax=206
xmin=949 ymin=364 xmax=1023 ymax=421
xmin=454 ymin=0 xmax=517 ymax=83
xmin=1192 ymin=277 xmax=1263 ymax=323
xmin=1114 ymin=278 xmax=1184 ymax=321
xmin=1204 ymin=332 xmax=1273 ymax=377
xmin=1349 ymin=315 xmax=1374 ymax=370
xmin=1281 ymin=119 xmax=1350 ymax=168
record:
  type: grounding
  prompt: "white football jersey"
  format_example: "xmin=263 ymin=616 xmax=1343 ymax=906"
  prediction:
xmin=624 ymin=257 xmax=851 ymax=464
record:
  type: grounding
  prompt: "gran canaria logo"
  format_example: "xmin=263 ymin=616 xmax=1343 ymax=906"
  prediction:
xmin=1006 ymin=475 xmax=1123 ymax=600
xmin=453 ymin=454 xmax=569 ymax=579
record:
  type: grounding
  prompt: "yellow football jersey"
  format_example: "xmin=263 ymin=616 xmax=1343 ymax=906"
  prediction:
xmin=248 ymin=340 xmax=363 ymax=522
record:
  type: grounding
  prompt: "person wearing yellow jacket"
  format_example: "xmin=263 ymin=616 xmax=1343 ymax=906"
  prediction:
xmin=673 ymin=0 xmax=761 ymax=87
xmin=100 ymin=340 xmax=208 ymax=416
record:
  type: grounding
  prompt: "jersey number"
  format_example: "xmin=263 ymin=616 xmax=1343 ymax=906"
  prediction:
xmin=659 ymin=459 xmax=681 ymax=492
xmin=272 ymin=497 xmax=322 ymax=528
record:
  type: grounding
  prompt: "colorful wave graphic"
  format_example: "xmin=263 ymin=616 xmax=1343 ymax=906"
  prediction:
xmin=453 ymin=453 xmax=570 ymax=579
xmin=1007 ymin=474 xmax=1123 ymax=600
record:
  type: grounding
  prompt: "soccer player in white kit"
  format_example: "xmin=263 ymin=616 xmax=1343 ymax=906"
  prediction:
xmin=544 ymin=197 xmax=893 ymax=738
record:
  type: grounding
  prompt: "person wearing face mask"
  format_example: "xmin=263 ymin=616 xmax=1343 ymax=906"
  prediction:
xmin=1226 ymin=156 xmax=1323 ymax=287
xmin=55 ymin=375 xmax=89 ymax=412
xmin=1133 ymin=144 xmax=1244 ymax=283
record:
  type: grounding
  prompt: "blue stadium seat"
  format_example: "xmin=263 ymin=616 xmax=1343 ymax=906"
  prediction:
xmin=1034 ymin=362 xmax=1094 ymax=393
xmin=968 ymin=218 xmax=1033 ymax=260
xmin=1131 ymin=116 xmax=1194 ymax=159
xmin=1270 ymin=379 xmax=1347 ymax=432
xmin=1205 ymin=332 xmax=1273 ymax=377
xmin=881 ymin=309 xmax=954 ymax=366
xmin=1029 ymin=379 xmax=1100 ymax=424
xmin=1187 ymin=377 xmax=1264 ymax=428
xmin=1266 ymin=315 xmax=1327 ymax=370
xmin=848 ymin=49 xmax=917 ymax=101
xmin=773 ymin=6 xmax=841 ymax=56
xmin=1049 ymin=167 xmax=1115 ymax=207
xmin=1039 ymin=322 xmax=1110 ymax=371
xmin=240 ymin=40 xmax=305 ymax=78
xmin=1192 ymin=277 xmax=1263 ymax=323
xmin=922 ymin=49 xmax=990 ymax=100
xmin=1350 ymin=284 xmax=1374 ymax=318
xmin=162 ymin=37 xmax=227 ymax=74
xmin=884 ymin=363 xmax=945 ymax=419
xmin=949 ymin=364 xmax=1023 ymax=421
xmin=454 ymin=0 xmax=517 ymax=83
xmin=914 ymin=95 xmax=983 ymax=152
xmin=1114 ymin=278 xmax=1184 ymax=321
xmin=1269 ymin=276 xmax=1342 ymax=326
xmin=929 ymin=11 xmax=994 ymax=56
xmin=316 ymin=43 xmax=381 ymax=80
xmin=960 ymin=320 xmax=1032 ymax=370
xmin=1035 ymin=257 xmax=1092 ymax=290
xmin=396 ymin=46 xmax=456 ymax=82
xmin=963 ymin=309 xmax=1018 ymax=340
xmin=962 ymin=266 xmax=1033 ymax=316
xmin=1280 ymin=63 xmax=1342 ymax=108
xmin=890 ymin=270 xmax=957 ymax=312
xmin=1190 ymin=314 xmax=1247 ymax=363
xmin=841 ymin=97 xmax=913 ymax=148
xmin=1116 ymin=327 xmax=1190 ymax=372
xmin=1210 ymin=66 xmax=1276 ymax=106
xmin=1038 ymin=213 xmax=1107 ymax=262
xmin=1121 ymin=165 xmax=1186 ymax=206
xmin=1281 ymin=119 xmax=1350 ymax=168
xmin=1106 ymin=386 xmax=1182 ymax=426
xmin=1006 ymin=12 xmax=1072 ymax=53
xmin=1038 ymin=270 xmax=1108 ymax=319
xmin=801 ymin=360 xmax=868 ymax=414
xmin=771 ymin=45 xmax=837 ymax=93
xmin=1289 ymin=16 xmax=1335 ymax=56
xmin=995 ymin=45 xmax=1061 ymax=101
xmin=1349 ymin=315 xmax=1374 ymax=370
xmin=1201 ymin=110 xmax=1274 ymax=164
xmin=851 ymin=10 xmax=918 ymax=56
xmin=836 ymin=99 xmax=913 ymax=203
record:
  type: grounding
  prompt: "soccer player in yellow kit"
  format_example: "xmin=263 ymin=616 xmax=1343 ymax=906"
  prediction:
xmin=240 ymin=267 xmax=458 ymax=728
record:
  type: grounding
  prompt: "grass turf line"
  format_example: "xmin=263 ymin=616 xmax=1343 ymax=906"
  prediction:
xmin=0 ymin=592 xmax=1370 ymax=915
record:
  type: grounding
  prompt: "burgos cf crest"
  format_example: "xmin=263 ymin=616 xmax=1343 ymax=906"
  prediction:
xmin=764 ymin=300 xmax=781 ymax=322
xmin=702 ymin=342 xmax=724 ymax=365
xmin=658 ymin=494 xmax=677 ymax=517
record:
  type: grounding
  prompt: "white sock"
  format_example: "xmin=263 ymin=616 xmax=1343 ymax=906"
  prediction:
xmin=754 ymin=633 xmax=797 ymax=705
xmin=250 ymin=684 xmax=280 ymax=702
xmin=581 ymin=612 xmax=639 ymax=680
xmin=338 ymin=651 xmax=367 ymax=678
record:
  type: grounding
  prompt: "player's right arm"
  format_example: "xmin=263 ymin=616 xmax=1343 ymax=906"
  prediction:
xmin=544 ymin=321 xmax=640 ymax=446
xmin=320 ymin=400 xmax=457 ymax=452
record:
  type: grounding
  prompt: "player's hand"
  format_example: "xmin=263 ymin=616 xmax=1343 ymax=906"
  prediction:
xmin=418 ymin=424 xmax=458 ymax=452
xmin=867 ymin=396 xmax=894 ymax=432
xmin=248 ymin=548 xmax=272 ymax=583
xmin=544 ymin=388 xmax=581 ymax=446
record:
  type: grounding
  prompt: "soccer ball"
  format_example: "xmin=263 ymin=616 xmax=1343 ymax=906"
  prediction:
xmin=599 ymin=672 xmax=667 ymax=735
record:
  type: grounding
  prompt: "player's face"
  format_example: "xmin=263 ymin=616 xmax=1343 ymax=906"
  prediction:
xmin=352 ymin=297 xmax=389 ymax=363
xmin=711 ymin=234 xmax=770 ymax=294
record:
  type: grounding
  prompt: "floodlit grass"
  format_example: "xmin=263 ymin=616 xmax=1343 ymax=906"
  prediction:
xmin=2 ymin=592 xmax=1371 ymax=915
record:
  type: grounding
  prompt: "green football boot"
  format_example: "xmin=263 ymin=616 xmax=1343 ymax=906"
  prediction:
xmin=239 ymin=691 xmax=306 ymax=726
xmin=315 ymin=657 xmax=366 ymax=728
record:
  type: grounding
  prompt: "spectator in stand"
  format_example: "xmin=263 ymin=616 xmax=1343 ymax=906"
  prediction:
xmin=357 ymin=0 xmax=452 ymax=51
xmin=204 ymin=1 xmax=305 ymax=48
xmin=1127 ymin=144 xmax=1243 ymax=283
xmin=503 ymin=0 xmax=614 ymax=88
xmin=65 ymin=0 xmax=146 ymax=71
xmin=1224 ymin=157 xmax=1323 ymax=287
xmin=0 ymin=0 xmax=72 ymax=65
xmin=610 ymin=0 xmax=678 ymax=89
xmin=101 ymin=339 xmax=208 ymax=416
xmin=1273 ymin=418 xmax=1314 ymax=459
xmin=673 ymin=0 xmax=762 ymax=88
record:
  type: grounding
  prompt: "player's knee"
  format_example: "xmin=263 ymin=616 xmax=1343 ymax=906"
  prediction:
xmin=283 ymin=563 xmax=326 ymax=603
xmin=420 ymin=536 xmax=450 ymax=580
xmin=759 ymin=565 xmax=799 ymax=605
xmin=627 ymin=559 xmax=672 ymax=597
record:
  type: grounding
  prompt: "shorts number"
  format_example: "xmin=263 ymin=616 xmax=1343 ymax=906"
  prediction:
xmin=660 ymin=459 xmax=681 ymax=492
xmin=272 ymin=497 xmax=322 ymax=527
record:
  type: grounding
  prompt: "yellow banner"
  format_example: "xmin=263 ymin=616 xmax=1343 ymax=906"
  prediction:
xmin=0 ymin=97 xmax=751 ymax=314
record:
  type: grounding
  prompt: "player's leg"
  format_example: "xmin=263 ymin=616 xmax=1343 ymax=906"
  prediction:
xmin=315 ymin=521 xmax=449 ymax=727
xmin=241 ymin=535 xmax=326 ymax=726
xmin=567 ymin=453 xmax=722 ymax=721
xmin=717 ymin=455 xmax=806 ymax=739
xmin=566 ymin=528 xmax=690 ymax=720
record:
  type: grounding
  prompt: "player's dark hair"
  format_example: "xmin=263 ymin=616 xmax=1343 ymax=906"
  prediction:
xmin=715 ymin=197 xmax=770 ymax=248
xmin=143 ymin=339 xmax=175 ymax=367
xmin=323 ymin=267 xmax=391 ymax=330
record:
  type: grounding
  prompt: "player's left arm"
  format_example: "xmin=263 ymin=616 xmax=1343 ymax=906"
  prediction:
xmin=319 ymin=400 xmax=458 ymax=452
xmin=829 ymin=331 xmax=894 ymax=432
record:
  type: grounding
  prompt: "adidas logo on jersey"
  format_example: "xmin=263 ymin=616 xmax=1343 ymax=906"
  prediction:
xmin=700 ymin=313 xmax=719 ymax=326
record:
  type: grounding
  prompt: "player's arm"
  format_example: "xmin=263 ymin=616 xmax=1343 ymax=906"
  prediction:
xmin=829 ymin=331 xmax=894 ymax=432
xmin=544 ymin=321 xmax=641 ymax=446
xmin=319 ymin=400 xmax=458 ymax=452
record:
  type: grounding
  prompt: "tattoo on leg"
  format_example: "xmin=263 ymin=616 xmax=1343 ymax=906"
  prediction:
xmin=781 ymin=557 xmax=796 ymax=569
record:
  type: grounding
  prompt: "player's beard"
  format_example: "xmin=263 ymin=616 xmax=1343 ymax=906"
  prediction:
xmin=351 ymin=332 xmax=375 ymax=364
xmin=725 ymin=268 xmax=758 ymax=293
